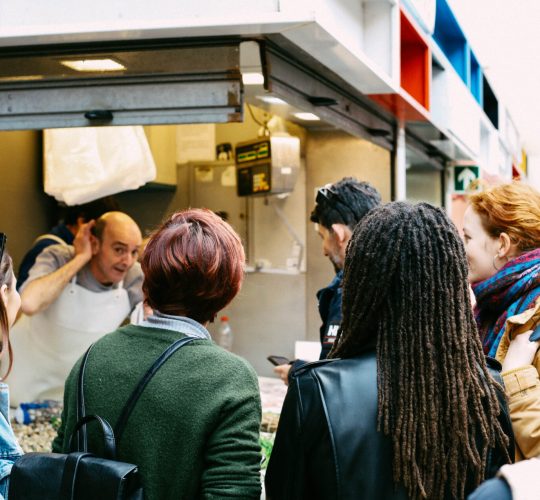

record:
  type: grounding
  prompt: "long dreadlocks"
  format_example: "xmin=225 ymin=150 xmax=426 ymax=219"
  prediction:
xmin=330 ymin=202 xmax=510 ymax=500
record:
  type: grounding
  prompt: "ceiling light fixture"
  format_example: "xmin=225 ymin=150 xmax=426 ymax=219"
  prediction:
xmin=60 ymin=58 xmax=126 ymax=72
xmin=242 ymin=72 xmax=265 ymax=85
xmin=257 ymin=95 xmax=288 ymax=105
xmin=293 ymin=112 xmax=320 ymax=121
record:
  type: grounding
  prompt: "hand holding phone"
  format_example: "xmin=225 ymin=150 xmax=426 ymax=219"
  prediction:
xmin=267 ymin=355 xmax=290 ymax=366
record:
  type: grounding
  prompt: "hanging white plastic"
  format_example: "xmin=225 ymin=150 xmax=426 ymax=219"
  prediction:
xmin=44 ymin=126 xmax=157 ymax=205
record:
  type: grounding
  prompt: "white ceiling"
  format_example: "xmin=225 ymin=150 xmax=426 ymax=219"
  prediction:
xmin=451 ymin=0 xmax=540 ymax=155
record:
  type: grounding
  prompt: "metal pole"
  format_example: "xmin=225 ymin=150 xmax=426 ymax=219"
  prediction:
xmin=394 ymin=122 xmax=407 ymax=201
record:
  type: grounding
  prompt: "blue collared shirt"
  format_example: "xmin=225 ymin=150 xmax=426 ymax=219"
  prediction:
xmin=140 ymin=311 xmax=211 ymax=340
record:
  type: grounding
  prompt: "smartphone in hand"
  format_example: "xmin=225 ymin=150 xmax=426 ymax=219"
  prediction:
xmin=267 ymin=355 xmax=290 ymax=366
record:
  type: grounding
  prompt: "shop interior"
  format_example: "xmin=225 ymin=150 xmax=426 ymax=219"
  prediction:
xmin=0 ymin=41 xmax=444 ymax=376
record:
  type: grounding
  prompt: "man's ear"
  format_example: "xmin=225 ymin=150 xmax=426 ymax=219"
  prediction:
xmin=497 ymin=232 xmax=519 ymax=260
xmin=90 ymin=234 xmax=100 ymax=256
xmin=330 ymin=223 xmax=349 ymax=245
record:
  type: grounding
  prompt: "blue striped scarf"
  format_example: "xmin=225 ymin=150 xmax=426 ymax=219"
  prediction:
xmin=472 ymin=247 xmax=540 ymax=357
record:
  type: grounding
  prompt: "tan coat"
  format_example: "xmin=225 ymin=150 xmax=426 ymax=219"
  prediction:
xmin=499 ymin=297 xmax=540 ymax=460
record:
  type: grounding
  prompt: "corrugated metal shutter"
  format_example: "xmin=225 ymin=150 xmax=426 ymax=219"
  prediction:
xmin=0 ymin=42 xmax=243 ymax=130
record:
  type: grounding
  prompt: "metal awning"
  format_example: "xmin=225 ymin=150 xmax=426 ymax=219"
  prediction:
xmin=0 ymin=36 xmax=402 ymax=155
xmin=0 ymin=41 xmax=243 ymax=130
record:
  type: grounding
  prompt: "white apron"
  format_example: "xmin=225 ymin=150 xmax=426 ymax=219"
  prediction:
xmin=9 ymin=277 xmax=130 ymax=406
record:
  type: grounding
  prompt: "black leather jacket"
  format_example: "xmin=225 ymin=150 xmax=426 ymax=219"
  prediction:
xmin=265 ymin=352 xmax=513 ymax=500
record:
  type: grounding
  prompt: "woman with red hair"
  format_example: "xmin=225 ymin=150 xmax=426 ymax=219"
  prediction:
xmin=463 ymin=182 xmax=540 ymax=459
xmin=52 ymin=209 xmax=262 ymax=499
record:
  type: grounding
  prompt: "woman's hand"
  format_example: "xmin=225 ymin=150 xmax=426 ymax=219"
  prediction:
xmin=502 ymin=330 xmax=540 ymax=372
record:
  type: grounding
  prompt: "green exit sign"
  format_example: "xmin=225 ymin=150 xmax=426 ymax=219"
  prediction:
xmin=453 ymin=165 xmax=480 ymax=193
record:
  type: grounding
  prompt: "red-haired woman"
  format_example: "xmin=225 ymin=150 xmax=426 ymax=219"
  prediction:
xmin=52 ymin=210 xmax=262 ymax=499
xmin=463 ymin=182 xmax=540 ymax=459
xmin=0 ymin=234 xmax=24 ymax=498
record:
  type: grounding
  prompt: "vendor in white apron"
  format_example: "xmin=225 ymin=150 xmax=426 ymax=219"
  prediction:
xmin=9 ymin=211 xmax=143 ymax=406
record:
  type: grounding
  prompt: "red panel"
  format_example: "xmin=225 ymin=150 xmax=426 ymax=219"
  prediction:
xmin=369 ymin=93 xmax=428 ymax=122
xmin=400 ymin=9 xmax=430 ymax=111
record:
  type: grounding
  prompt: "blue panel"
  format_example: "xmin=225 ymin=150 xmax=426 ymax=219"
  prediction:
xmin=433 ymin=0 xmax=468 ymax=84
xmin=470 ymin=49 xmax=483 ymax=105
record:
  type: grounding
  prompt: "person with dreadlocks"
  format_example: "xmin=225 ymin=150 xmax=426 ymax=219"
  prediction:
xmin=265 ymin=202 xmax=513 ymax=500
xmin=273 ymin=177 xmax=381 ymax=385
xmin=463 ymin=182 xmax=540 ymax=459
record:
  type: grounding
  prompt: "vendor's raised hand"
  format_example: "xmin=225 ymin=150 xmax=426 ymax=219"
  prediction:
xmin=73 ymin=220 xmax=95 ymax=262
xmin=502 ymin=329 xmax=540 ymax=372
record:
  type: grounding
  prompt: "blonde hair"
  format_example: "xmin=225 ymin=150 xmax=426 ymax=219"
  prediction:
xmin=469 ymin=182 xmax=540 ymax=252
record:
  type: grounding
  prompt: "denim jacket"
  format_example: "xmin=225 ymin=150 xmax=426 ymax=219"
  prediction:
xmin=0 ymin=384 xmax=23 ymax=499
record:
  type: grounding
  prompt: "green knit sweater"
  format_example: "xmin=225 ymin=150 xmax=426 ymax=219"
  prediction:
xmin=52 ymin=324 xmax=262 ymax=499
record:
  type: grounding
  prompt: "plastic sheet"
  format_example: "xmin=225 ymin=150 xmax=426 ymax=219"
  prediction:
xmin=44 ymin=126 xmax=156 ymax=205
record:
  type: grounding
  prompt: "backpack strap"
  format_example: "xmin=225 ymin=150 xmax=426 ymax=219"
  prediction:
xmin=76 ymin=344 xmax=97 ymax=452
xmin=114 ymin=336 xmax=196 ymax=441
xmin=34 ymin=233 xmax=68 ymax=246
xmin=68 ymin=415 xmax=117 ymax=459
xmin=59 ymin=452 xmax=92 ymax=500
xmin=76 ymin=336 xmax=196 ymax=451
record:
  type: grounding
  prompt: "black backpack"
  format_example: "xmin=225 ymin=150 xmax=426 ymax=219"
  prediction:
xmin=9 ymin=336 xmax=195 ymax=500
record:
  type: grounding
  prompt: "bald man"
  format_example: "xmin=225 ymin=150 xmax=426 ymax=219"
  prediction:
xmin=9 ymin=212 xmax=144 ymax=405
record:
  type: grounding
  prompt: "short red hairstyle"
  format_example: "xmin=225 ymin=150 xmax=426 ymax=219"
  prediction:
xmin=142 ymin=209 xmax=245 ymax=323
xmin=469 ymin=182 xmax=540 ymax=252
